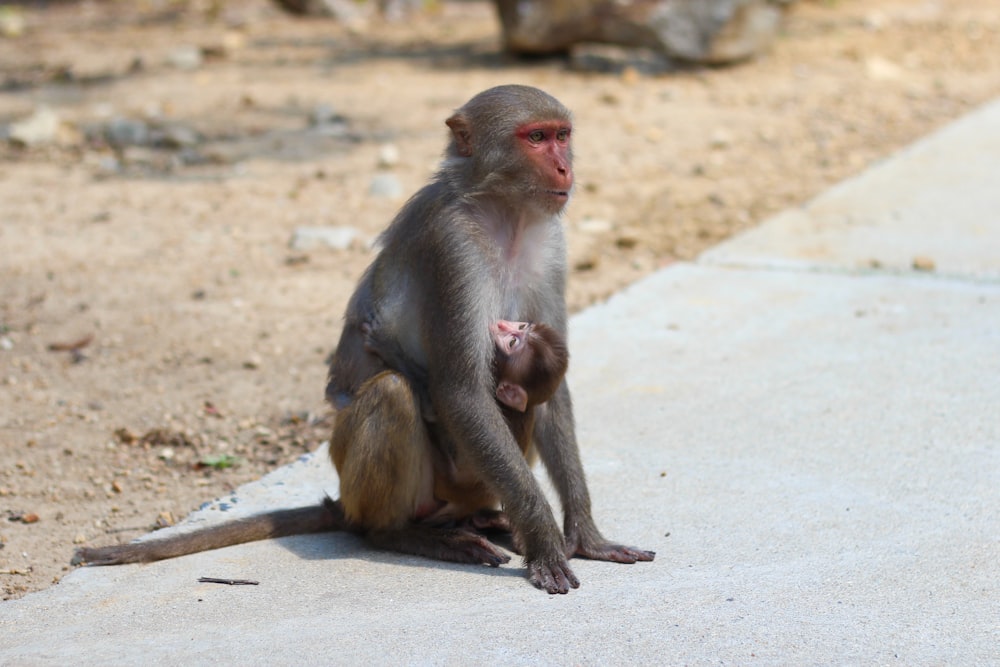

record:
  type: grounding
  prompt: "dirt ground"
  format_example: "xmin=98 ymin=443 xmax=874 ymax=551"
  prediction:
xmin=1 ymin=0 xmax=997 ymax=600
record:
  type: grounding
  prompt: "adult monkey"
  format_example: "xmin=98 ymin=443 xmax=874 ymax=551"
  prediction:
xmin=327 ymin=85 xmax=654 ymax=594
xmin=74 ymin=86 xmax=653 ymax=593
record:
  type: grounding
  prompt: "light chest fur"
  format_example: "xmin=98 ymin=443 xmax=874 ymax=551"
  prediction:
xmin=487 ymin=213 xmax=566 ymax=322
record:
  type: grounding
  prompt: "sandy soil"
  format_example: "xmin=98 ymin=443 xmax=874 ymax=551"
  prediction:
xmin=1 ymin=0 xmax=998 ymax=599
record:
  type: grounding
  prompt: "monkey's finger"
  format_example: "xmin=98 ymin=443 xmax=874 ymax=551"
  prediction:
xmin=627 ymin=547 xmax=656 ymax=562
xmin=574 ymin=542 xmax=656 ymax=564
xmin=528 ymin=560 xmax=580 ymax=594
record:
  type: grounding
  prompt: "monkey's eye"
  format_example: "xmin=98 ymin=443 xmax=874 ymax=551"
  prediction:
xmin=517 ymin=323 xmax=528 ymax=331
xmin=528 ymin=130 xmax=545 ymax=143
xmin=508 ymin=337 xmax=520 ymax=349
xmin=556 ymin=128 xmax=570 ymax=142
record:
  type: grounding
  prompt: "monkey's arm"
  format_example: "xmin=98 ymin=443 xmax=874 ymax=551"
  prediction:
xmin=533 ymin=383 xmax=655 ymax=564
xmin=422 ymin=244 xmax=578 ymax=594
xmin=73 ymin=498 xmax=347 ymax=565
xmin=435 ymin=384 xmax=579 ymax=593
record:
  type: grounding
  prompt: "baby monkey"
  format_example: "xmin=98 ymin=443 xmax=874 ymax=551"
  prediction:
xmin=362 ymin=319 xmax=568 ymax=449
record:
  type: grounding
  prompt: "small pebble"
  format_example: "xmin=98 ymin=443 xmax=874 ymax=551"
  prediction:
xmin=369 ymin=173 xmax=404 ymax=199
xmin=289 ymin=226 xmax=357 ymax=251
xmin=377 ymin=143 xmax=400 ymax=168
xmin=167 ymin=45 xmax=203 ymax=70
xmin=9 ymin=107 xmax=60 ymax=146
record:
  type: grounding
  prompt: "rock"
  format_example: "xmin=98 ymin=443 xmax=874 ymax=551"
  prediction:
xmin=8 ymin=107 xmax=61 ymax=147
xmin=710 ymin=128 xmax=733 ymax=149
xmin=369 ymin=173 xmax=404 ymax=199
xmin=570 ymin=43 xmax=674 ymax=75
xmin=309 ymin=103 xmax=340 ymax=126
xmin=289 ymin=226 xmax=358 ymax=251
xmin=176 ymin=147 xmax=212 ymax=166
xmin=377 ymin=143 xmax=401 ymax=168
xmin=167 ymin=45 xmax=203 ymax=70
xmin=379 ymin=0 xmax=424 ymax=22
xmin=494 ymin=0 xmax=792 ymax=65
xmin=222 ymin=31 xmax=247 ymax=54
xmin=89 ymin=154 xmax=122 ymax=176
xmin=105 ymin=117 xmax=151 ymax=148
xmin=912 ymin=256 xmax=936 ymax=272
xmin=121 ymin=146 xmax=170 ymax=170
xmin=0 ymin=6 xmax=26 ymax=37
xmin=578 ymin=219 xmax=614 ymax=234
xmin=154 ymin=123 xmax=201 ymax=149
xmin=865 ymin=56 xmax=904 ymax=82
xmin=271 ymin=0 xmax=371 ymax=22
xmin=309 ymin=104 xmax=349 ymax=137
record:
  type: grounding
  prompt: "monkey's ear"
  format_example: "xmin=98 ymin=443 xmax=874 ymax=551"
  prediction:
xmin=445 ymin=114 xmax=473 ymax=157
xmin=496 ymin=382 xmax=528 ymax=412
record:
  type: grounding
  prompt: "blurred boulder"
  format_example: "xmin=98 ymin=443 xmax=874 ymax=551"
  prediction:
xmin=7 ymin=106 xmax=82 ymax=148
xmin=270 ymin=0 xmax=367 ymax=21
xmin=494 ymin=0 xmax=794 ymax=65
xmin=8 ymin=107 xmax=61 ymax=146
xmin=271 ymin=0 xmax=422 ymax=20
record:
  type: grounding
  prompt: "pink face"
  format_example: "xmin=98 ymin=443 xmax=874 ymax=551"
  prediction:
xmin=515 ymin=120 xmax=573 ymax=209
xmin=491 ymin=320 xmax=532 ymax=357
xmin=491 ymin=320 xmax=533 ymax=413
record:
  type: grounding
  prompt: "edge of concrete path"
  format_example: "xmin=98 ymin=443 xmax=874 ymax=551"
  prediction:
xmin=2 ymin=94 xmax=998 ymax=666
xmin=701 ymin=96 xmax=1000 ymax=281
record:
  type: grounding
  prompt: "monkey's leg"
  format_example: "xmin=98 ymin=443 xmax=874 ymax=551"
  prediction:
xmin=331 ymin=371 xmax=510 ymax=567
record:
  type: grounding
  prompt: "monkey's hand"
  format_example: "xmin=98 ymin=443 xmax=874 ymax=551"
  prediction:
xmin=565 ymin=521 xmax=656 ymax=564
xmin=527 ymin=555 xmax=580 ymax=595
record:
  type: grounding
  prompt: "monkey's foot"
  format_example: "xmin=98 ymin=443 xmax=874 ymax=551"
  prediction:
xmin=572 ymin=540 xmax=656 ymax=564
xmin=367 ymin=525 xmax=511 ymax=568
xmin=527 ymin=556 xmax=580 ymax=595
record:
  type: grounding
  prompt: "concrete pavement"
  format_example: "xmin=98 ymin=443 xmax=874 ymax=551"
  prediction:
xmin=2 ymin=98 xmax=998 ymax=665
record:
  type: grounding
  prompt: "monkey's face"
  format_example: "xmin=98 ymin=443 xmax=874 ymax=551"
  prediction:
xmin=492 ymin=320 xmax=536 ymax=385
xmin=492 ymin=320 xmax=532 ymax=359
xmin=514 ymin=121 xmax=574 ymax=214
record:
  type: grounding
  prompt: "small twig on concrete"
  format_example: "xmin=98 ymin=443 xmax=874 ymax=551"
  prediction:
xmin=197 ymin=577 xmax=259 ymax=586
xmin=47 ymin=334 xmax=93 ymax=352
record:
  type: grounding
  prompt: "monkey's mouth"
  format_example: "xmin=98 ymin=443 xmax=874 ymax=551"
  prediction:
xmin=546 ymin=190 xmax=570 ymax=199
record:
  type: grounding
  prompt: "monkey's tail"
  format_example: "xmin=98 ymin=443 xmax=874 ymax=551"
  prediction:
xmin=72 ymin=497 xmax=349 ymax=566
